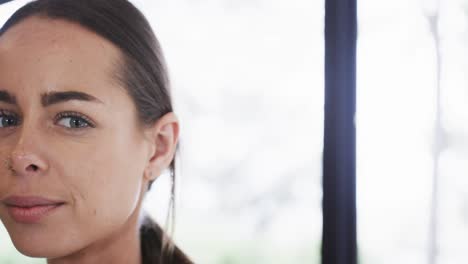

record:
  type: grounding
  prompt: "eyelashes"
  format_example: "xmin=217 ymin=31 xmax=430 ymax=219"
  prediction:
xmin=0 ymin=109 xmax=96 ymax=130
xmin=54 ymin=111 xmax=96 ymax=129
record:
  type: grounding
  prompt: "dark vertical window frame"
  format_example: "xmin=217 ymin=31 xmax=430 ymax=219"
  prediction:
xmin=322 ymin=0 xmax=357 ymax=264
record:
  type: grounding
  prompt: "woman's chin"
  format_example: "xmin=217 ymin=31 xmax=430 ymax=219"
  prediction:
xmin=13 ymin=245 xmax=57 ymax=258
xmin=13 ymin=242 xmax=61 ymax=259
xmin=10 ymin=234 xmax=72 ymax=259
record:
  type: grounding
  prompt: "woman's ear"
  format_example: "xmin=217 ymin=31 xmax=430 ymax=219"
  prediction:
xmin=143 ymin=112 xmax=179 ymax=182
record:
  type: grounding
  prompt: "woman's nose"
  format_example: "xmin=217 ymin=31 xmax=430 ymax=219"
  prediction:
xmin=7 ymin=127 xmax=48 ymax=177
xmin=9 ymin=151 xmax=46 ymax=177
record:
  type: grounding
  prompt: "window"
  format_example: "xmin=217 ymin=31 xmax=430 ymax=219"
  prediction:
xmin=357 ymin=0 xmax=468 ymax=263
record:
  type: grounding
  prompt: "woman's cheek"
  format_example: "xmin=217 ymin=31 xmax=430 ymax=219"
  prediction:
xmin=55 ymin=131 xmax=145 ymax=249
xmin=71 ymin=157 xmax=141 ymax=231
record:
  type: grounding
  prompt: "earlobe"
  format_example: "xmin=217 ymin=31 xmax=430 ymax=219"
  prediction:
xmin=143 ymin=169 xmax=155 ymax=182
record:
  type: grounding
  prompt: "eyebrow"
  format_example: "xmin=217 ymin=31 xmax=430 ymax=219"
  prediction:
xmin=0 ymin=90 xmax=104 ymax=107
xmin=0 ymin=90 xmax=16 ymax=105
xmin=41 ymin=91 xmax=104 ymax=107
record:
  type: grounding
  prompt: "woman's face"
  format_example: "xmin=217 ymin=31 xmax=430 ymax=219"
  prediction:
xmin=0 ymin=17 xmax=155 ymax=257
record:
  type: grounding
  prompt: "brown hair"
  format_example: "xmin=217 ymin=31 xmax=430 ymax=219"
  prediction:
xmin=0 ymin=0 xmax=192 ymax=263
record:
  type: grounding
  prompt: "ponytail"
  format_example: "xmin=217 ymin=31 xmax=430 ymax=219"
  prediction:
xmin=140 ymin=215 xmax=193 ymax=264
xmin=140 ymin=159 xmax=192 ymax=264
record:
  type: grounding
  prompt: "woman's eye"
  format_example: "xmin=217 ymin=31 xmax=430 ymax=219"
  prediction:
xmin=58 ymin=117 xmax=87 ymax=128
xmin=57 ymin=116 xmax=91 ymax=129
xmin=0 ymin=113 xmax=19 ymax=128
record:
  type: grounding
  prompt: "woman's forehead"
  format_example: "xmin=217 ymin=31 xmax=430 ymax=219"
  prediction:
xmin=0 ymin=16 xmax=117 ymax=56
xmin=0 ymin=16 xmax=125 ymax=105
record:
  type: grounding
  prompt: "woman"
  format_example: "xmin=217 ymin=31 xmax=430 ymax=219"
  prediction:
xmin=0 ymin=0 xmax=193 ymax=263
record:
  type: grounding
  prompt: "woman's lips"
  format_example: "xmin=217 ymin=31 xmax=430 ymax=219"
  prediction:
xmin=2 ymin=196 xmax=65 ymax=224
xmin=6 ymin=204 xmax=63 ymax=224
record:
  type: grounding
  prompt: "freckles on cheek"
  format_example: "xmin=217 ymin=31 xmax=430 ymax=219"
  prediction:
xmin=0 ymin=153 xmax=13 ymax=194
xmin=0 ymin=148 xmax=11 ymax=169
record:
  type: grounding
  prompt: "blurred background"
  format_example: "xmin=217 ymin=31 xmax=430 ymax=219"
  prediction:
xmin=0 ymin=0 xmax=467 ymax=263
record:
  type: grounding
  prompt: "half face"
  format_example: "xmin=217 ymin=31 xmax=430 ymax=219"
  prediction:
xmin=0 ymin=16 xmax=152 ymax=258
